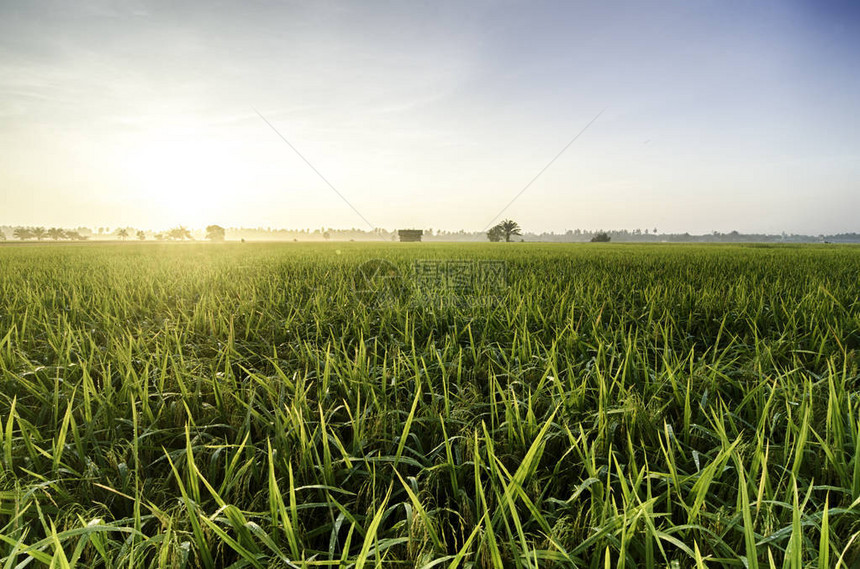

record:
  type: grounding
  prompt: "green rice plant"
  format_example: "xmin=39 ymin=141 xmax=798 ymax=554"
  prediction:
xmin=0 ymin=242 xmax=856 ymax=566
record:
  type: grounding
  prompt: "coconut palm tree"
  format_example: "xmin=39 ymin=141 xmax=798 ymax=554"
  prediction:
xmin=47 ymin=228 xmax=66 ymax=240
xmin=116 ymin=228 xmax=129 ymax=240
xmin=13 ymin=227 xmax=33 ymax=240
xmin=31 ymin=227 xmax=47 ymax=240
xmin=495 ymin=219 xmax=522 ymax=242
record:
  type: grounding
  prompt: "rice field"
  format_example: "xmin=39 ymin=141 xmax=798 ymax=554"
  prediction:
xmin=0 ymin=241 xmax=858 ymax=568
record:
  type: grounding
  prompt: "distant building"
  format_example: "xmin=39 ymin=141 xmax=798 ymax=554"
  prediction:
xmin=398 ymin=229 xmax=423 ymax=242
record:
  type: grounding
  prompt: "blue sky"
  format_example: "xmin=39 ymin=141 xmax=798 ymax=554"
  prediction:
xmin=1 ymin=0 xmax=857 ymax=233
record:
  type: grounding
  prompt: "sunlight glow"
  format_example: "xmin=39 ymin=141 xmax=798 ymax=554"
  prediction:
xmin=124 ymin=128 xmax=247 ymax=227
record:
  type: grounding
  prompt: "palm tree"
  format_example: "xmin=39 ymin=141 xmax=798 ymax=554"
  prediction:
xmin=137 ymin=230 xmax=146 ymax=241
xmin=495 ymin=219 xmax=522 ymax=242
xmin=0 ymin=230 xmax=5 ymax=241
xmin=116 ymin=228 xmax=129 ymax=240
xmin=13 ymin=227 xmax=33 ymax=240
xmin=47 ymin=228 xmax=66 ymax=240
xmin=31 ymin=227 xmax=47 ymax=241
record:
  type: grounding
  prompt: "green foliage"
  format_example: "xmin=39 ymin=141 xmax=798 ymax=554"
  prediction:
xmin=488 ymin=219 xmax=523 ymax=242
xmin=10 ymin=227 xmax=87 ymax=241
xmin=591 ymin=232 xmax=611 ymax=242
xmin=47 ymin=228 xmax=66 ymax=241
xmin=487 ymin=226 xmax=504 ymax=242
xmin=13 ymin=227 xmax=33 ymax=240
xmin=0 ymin=242 xmax=857 ymax=567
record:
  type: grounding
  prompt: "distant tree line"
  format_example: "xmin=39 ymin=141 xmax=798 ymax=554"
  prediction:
xmin=0 ymin=225 xmax=213 ymax=242
xmin=225 ymin=226 xmax=395 ymax=241
xmin=1 ymin=224 xmax=858 ymax=244
xmin=8 ymin=227 xmax=88 ymax=241
xmin=114 ymin=225 xmax=225 ymax=241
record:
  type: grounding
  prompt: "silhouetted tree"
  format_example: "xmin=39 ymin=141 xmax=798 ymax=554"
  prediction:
xmin=497 ymin=219 xmax=522 ymax=242
xmin=0 ymin=230 xmax=5 ymax=241
xmin=116 ymin=228 xmax=129 ymax=240
xmin=137 ymin=230 xmax=146 ymax=241
xmin=47 ymin=228 xmax=65 ymax=240
xmin=65 ymin=231 xmax=85 ymax=240
xmin=591 ymin=232 xmax=611 ymax=242
xmin=205 ymin=225 xmax=225 ymax=241
xmin=487 ymin=226 xmax=504 ymax=242
xmin=13 ymin=227 xmax=32 ymax=240
xmin=32 ymin=227 xmax=46 ymax=240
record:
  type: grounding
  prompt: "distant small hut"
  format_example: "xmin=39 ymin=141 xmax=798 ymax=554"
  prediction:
xmin=398 ymin=229 xmax=423 ymax=242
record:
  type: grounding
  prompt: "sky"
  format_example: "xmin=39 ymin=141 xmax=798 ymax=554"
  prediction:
xmin=1 ymin=0 xmax=858 ymax=234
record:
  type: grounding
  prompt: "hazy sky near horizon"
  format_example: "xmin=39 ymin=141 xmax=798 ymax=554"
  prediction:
xmin=1 ymin=0 xmax=858 ymax=234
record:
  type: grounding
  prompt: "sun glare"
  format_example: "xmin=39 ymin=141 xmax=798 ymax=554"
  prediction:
xmin=125 ymin=130 xmax=246 ymax=227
